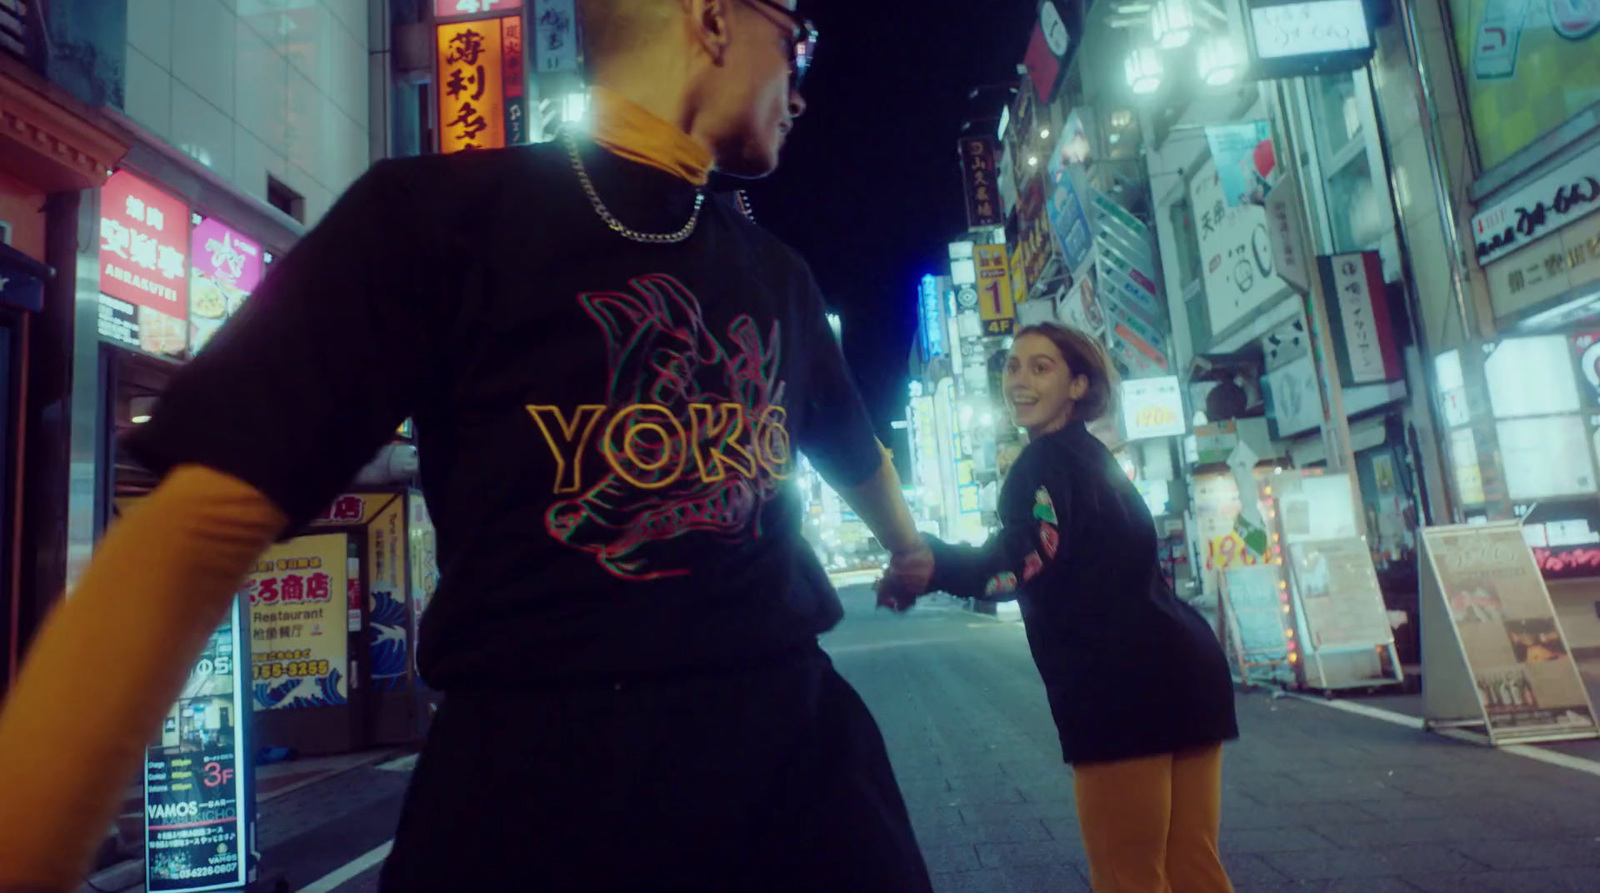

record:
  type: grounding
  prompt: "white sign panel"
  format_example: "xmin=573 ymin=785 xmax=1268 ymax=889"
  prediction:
xmin=1249 ymin=0 xmax=1373 ymax=59
xmin=1122 ymin=376 xmax=1187 ymax=440
xmin=1264 ymin=172 xmax=1311 ymax=294
xmin=1190 ymin=158 xmax=1291 ymax=337
xmin=532 ymin=0 xmax=579 ymax=72
xmin=1472 ymin=150 xmax=1600 ymax=266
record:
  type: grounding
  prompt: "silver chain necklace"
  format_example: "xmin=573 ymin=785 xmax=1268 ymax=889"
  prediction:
xmin=563 ymin=131 xmax=706 ymax=245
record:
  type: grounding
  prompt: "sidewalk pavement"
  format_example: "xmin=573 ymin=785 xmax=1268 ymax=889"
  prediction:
xmin=830 ymin=590 xmax=1600 ymax=893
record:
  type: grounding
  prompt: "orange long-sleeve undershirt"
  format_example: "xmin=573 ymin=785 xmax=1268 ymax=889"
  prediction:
xmin=0 ymin=467 xmax=286 ymax=890
xmin=0 ymin=87 xmax=716 ymax=892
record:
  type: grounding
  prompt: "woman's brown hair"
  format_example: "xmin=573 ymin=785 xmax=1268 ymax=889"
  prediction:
xmin=1013 ymin=322 xmax=1119 ymax=423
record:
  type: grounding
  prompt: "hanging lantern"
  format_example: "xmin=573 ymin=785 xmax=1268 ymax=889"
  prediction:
xmin=1151 ymin=0 xmax=1195 ymax=49
xmin=1124 ymin=47 xmax=1164 ymax=95
xmin=1197 ymin=35 xmax=1242 ymax=86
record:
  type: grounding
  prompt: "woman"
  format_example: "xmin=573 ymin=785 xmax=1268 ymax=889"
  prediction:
xmin=892 ymin=322 xmax=1238 ymax=893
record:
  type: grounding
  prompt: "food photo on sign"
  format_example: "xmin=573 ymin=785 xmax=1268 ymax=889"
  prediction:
xmin=188 ymin=217 xmax=264 ymax=355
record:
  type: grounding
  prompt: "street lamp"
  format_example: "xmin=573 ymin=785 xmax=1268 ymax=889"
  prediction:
xmin=1124 ymin=47 xmax=1164 ymax=94
xmin=1197 ymin=35 xmax=1242 ymax=86
xmin=1151 ymin=0 xmax=1195 ymax=49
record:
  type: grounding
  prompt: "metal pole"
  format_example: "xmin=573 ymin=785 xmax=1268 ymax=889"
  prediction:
xmin=1267 ymin=79 xmax=1365 ymax=535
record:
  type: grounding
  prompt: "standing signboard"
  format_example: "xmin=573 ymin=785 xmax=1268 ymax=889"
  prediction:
xmin=1421 ymin=523 xmax=1600 ymax=745
xmin=145 ymin=595 xmax=254 ymax=893
xmin=1220 ymin=564 xmax=1295 ymax=685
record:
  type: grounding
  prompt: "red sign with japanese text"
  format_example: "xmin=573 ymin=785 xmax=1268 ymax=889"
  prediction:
xmin=960 ymin=137 xmax=1003 ymax=230
xmin=436 ymin=18 xmax=509 ymax=153
xmin=100 ymin=170 xmax=190 ymax=318
xmin=434 ymin=0 xmax=522 ymax=18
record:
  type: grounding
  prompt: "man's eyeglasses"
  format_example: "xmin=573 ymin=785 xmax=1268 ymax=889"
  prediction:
xmin=742 ymin=0 xmax=818 ymax=88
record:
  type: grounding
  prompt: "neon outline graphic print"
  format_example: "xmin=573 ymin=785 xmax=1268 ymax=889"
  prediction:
xmin=534 ymin=275 xmax=790 ymax=581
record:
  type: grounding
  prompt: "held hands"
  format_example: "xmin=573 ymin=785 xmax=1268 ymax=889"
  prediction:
xmin=875 ymin=539 xmax=935 ymax=613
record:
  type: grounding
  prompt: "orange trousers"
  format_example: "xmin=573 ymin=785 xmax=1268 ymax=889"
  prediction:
xmin=1071 ymin=745 xmax=1235 ymax=893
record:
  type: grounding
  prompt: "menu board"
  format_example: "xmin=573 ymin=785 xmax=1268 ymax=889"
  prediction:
xmin=1289 ymin=538 xmax=1393 ymax=649
xmin=1223 ymin=565 xmax=1292 ymax=670
xmin=245 ymin=534 xmax=351 ymax=711
xmin=1424 ymin=524 xmax=1598 ymax=741
xmin=189 ymin=217 xmax=263 ymax=355
xmin=145 ymin=598 xmax=251 ymax=892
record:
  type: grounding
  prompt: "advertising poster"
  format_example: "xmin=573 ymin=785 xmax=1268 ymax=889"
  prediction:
xmin=1189 ymin=158 xmax=1290 ymax=338
xmin=365 ymin=496 xmax=412 ymax=692
xmin=100 ymin=170 xmax=191 ymax=358
xmin=1289 ymin=538 xmax=1393 ymax=649
xmin=188 ymin=217 xmax=263 ymax=355
xmin=247 ymin=534 xmax=350 ymax=711
xmin=436 ymin=18 xmax=510 ymax=153
xmin=145 ymin=598 xmax=251 ymax=892
xmin=1045 ymin=168 xmax=1094 ymax=275
xmin=1204 ymin=121 xmax=1275 ymax=207
xmin=1223 ymin=565 xmax=1292 ymax=673
xmin=1425 ymin=524 xmax=1598 ymax=737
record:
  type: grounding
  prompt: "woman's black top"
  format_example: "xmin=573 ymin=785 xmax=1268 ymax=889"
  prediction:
xmin=929 ymin=422 xmax=1239 ymax=765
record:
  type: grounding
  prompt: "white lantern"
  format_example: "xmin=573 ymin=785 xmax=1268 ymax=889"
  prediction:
xmin=1197 ymin=35 xmax=1242 ymax=86
xmin=1151 ymin=0 xmax=1195 ymax=49
xmin=1125 ymin=47 xmax=1164 ymax=95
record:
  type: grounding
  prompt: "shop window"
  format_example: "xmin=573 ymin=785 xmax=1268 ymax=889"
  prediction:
xmin=1289 ymin=71 xmax=1402 ymax=282
xmin=266 ymin=176 xmax=304 ymax=224
xmin=1448 ymin=0 xmax=1600 ymax=172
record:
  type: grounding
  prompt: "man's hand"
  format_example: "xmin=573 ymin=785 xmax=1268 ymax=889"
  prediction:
xmin=875 ymin=540 xmax=935 ymax=613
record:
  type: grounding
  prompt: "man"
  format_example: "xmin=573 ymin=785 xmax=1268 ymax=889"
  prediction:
xmin=0 ymin=1 xmax=937 ymax=890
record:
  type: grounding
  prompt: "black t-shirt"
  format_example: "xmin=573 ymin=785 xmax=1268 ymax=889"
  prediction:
xmin=125 ymin=142 xmax=882 ymax=688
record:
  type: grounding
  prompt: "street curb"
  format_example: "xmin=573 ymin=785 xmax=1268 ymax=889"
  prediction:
xmin=80 ymin=749 xmax=408 ymax=893
xmin=1284 ymin=691 xmax=1600 ymax=781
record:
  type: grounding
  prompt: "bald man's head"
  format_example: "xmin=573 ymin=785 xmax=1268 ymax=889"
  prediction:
xmin=576 ymin=0 xmax=810 ymax=179
xmin=579 ymin=0 xmax=678 ymax=72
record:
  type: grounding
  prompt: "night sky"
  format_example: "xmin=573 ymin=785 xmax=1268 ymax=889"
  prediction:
xmin=743 ymin=0 xmax=1041 ymax=435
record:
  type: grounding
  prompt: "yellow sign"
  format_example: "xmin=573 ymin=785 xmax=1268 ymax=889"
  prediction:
xmin=248 ymin=533 xmax=350 ymax=711
xmin=975 ymin=244 xmax=1015 ymax=335
xmin=436 ymin=19 xmax=507 ymax=154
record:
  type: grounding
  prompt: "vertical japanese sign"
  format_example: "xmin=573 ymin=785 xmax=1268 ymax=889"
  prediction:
xmin=918 ymin=274 xmax=945 ymax=362
xmin=99 ymin=170 xmax=190 ymax=357
xmin=434 ymin=0 xmax=522 ymax=17
xmin=436 ymin=19 xmax=509 ymax=153
xmin=409 ymin=493 xmax=439 ymax=683
xmin=188 ymin=217 xmax=263 ymax=355
xmin=502 ymin=15 xmax=527 ymax=144
xmin=960 ymin=137 xmax=1003 ymax=230
xmin=365 ymin=496 xmax=412 ymax=692
xmin=247 ymin=534 xmax=351 ymax=711
xmin=974 ymin=245 xmax=1015 ymax=335
xmin=145 ymin=595 xmax=252 ymax=893
xmin=1320 ymin=251 xmax=1401 ymax=386
xmin=533 ymin=0 xmax=579 ymax=72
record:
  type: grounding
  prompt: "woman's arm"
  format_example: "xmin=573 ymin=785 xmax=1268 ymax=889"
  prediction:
xmin=0 ymin=467 xmax=285 ymax=889
xmin=928 ymin=461 xmax=1069 ymax=602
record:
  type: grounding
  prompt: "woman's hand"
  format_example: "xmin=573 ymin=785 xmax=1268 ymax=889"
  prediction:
xmin=876 ymin=540 xmax=934 ymax=612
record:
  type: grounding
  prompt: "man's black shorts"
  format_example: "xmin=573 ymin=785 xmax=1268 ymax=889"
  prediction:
xmin=379 ymin=648 xmax=933 ymax=892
